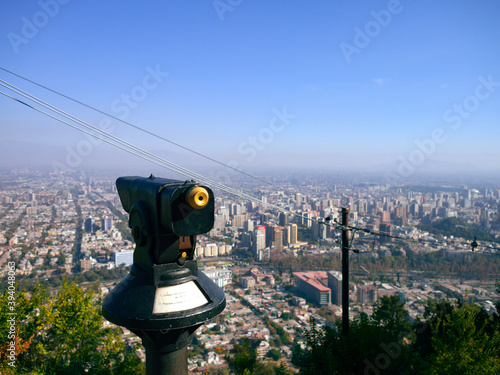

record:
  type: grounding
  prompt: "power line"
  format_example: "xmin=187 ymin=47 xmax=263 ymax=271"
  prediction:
xmin=342 ymin=222 xmax=500 ymax=254
xmin=0 ymin=85 xmax=324 ymax=229
xmin=324 ymin=211 xmax=500 ymax=254
xmin=2 ymin=75 xmax=499 ymax=256
xmin=0 ymin=66 xmax=294 ymax=195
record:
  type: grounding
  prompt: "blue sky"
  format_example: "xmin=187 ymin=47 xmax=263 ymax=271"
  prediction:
xmin=1 ymin=0 xmax=500 ymax=176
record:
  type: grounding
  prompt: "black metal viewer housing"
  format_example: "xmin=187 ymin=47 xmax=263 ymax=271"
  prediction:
xmin=102 ymin=175 xmax=226 ymax=374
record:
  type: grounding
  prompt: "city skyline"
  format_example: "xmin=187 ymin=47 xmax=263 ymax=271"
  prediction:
xmin=1 ymin=1 xmax=500 ymax=176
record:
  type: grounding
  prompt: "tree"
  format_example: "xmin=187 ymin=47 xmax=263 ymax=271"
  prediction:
xmin=274 ymin=362 xmax=293 ymax=375
xmin=268 ymin=348 xmax=282 ymax=361
xmin=0 ymin=280 xmax=143 ymax=374
xmin=228 ymin=339 xmax=281 ymax=375
xmin=372 ymin=295 xmax=412 ymax=336
xmin=281 ymin=312 xmax=292 ymax=321
xmin=230 ymin=339 xmax=257 ymax=375
xmin=415 ymin=299 xmax=500 ymax=375
xmin=292 ymin=315 xmax=424 ymax=375
xmin=212 ymin=324 xmax=222 ymax=332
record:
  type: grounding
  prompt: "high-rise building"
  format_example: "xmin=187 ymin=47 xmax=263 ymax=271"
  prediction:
xmin=214 ymin=214 xmax=225 ymax=231
xmin=283 ymin=225 xmax=291 ymax=245
xmin=244 ymin=220 xmax=254 ymax=233
xmin=245 ymin=201 xmax=256 ymax=213
xmin=327 ymin=271 xmax=342 ymax=305
xmin=380 ymin=211 xmax=391 ymax=223
xmin=260 ymin=213 xmax=271 ymax=225
xmin=312 ymin=220 xmax=327 ymax=240
xmin=379 ymin=223 xmax=393 ymax=243
xmin=295 ymin=193 xmax=303 ymax=206
xmin=218 ymin=206 xmax=230 ymax=222
xmin=289 ymin=224 xmax=297 ymax=245
xmin=253 ymin=227 xmax=266 ymax=253
xmin=265 ymin=225 xmax=274 ymax=247
xmin=358 ymin=199 xmax=367 ymax=213
xmin=303 ymin=212 xmax=312 ymax=228
xmin=278 ymin=212 xmax=288 ymax=226
xmin=241 ymin=233 xmax=252 ymax=247
xmin=273 ymin=226 xmax=283 ymax=255
xmin=84 ymin=217 xmax=95 ymax=233
xmin=357 ymin=285 xmax=378 ymax=304
xmin=232 ymin=214 xmax=245 ymax=228
xmin=102 ymin=216 xmax=113 ymax=231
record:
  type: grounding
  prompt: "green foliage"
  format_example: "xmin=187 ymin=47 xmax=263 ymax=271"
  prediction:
xmin=292 ymin=315 xmax=423 ymax=375
xmin=416 ymin=299 xmax=500 ymax=375
xmin=294 ymin=298 xmax=500 ymax=375
xmin=269 ymin=250 xmax=500 ymax=280
xmin=1 ymin=268 xmax=126 ymax=295
xmin=4 ymin=212 xmax=25 ymax=242
xmin=229 ymin=339 xmax=257 ymax=375
xmin=115 ymin=219 xmax=133 ymax=242
xmin=417 ymin=217 xmax=494 ymax=241
xmin=317 ymin=306 xmax=337 ymax=324
xmin=188 ymin=336 xmax=206 ymax=358
xmin=372 ymin=295 xmax=412 ymax=336
xmin=228 ymin=339 xmax=287 ymax=375
xmin=281 ymin=312 xmax=292 ymax=321
xmin=297 ymin=226 xmax=318 ymax=245
xmin=263 ymin=316 xmax=292 ymax=345
xmin=0 ymin=280 xmax=143 ymax=374
xmin=274 ymin=362 xmax=293 ymax=375
xmin=268 ymin=348 xmax=282 ymax=361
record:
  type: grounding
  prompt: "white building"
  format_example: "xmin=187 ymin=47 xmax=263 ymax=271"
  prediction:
xmin=114 ymin=249 xmax=134 ymax=267
xmin=204 ymin=268 xmax=232 ymax=289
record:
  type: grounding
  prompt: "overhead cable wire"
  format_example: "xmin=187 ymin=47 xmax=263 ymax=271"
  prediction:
xmin=0 ymin=85 xmax=323 ymax=228
xmin=345 ymin=222 xmax=500 ymax=254
xmin=0 ymin=66 xmax=294 ymax=195
xmin=2 ymin=78 xmax=498 ymax=256
xmin=0 ymin=87 xmax=268 ymax=211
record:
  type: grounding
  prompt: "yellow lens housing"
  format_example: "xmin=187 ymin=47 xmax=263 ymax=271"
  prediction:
xmin=186 ymin=186 xmax=209 ymax=209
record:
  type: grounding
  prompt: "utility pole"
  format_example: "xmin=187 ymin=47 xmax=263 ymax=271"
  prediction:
xmin=341 ymin=207 xmax=350 ymax=336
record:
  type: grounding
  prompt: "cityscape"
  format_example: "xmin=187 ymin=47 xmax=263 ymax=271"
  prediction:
xmin=2 ymin=1 xmax=500 ymax=373
xmin=1 ymin=168 xmax=499 ymax=373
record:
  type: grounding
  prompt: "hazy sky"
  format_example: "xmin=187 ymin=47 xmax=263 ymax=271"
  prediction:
xmin=1 ymin=1 xmax=500 ymax=178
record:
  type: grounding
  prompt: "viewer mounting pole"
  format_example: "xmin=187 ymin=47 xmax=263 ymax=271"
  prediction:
xmin=341 ymin=207 xmax=350 ymax=336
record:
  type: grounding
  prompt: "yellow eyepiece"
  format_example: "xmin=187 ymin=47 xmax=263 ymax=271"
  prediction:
xmin=186 ymin=186 xmax=209 ymax=209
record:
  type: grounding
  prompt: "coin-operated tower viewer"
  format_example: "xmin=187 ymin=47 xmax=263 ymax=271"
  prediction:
xmin=102 ymin=175 xmax=226 ymax=375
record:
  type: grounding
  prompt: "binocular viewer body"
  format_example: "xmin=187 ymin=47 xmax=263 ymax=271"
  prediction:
xmin=102 ymin=175 xmax=225 ymax=332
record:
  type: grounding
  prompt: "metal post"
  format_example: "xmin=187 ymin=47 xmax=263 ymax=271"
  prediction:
xmin=341 ymin=207 xmax=350 ymax=337
xmin=145 ymin=346 xmax=187 ymax=375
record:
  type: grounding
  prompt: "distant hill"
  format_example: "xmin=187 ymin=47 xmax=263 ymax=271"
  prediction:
xmin=417 ymin=217 xmax=494 ymax=242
